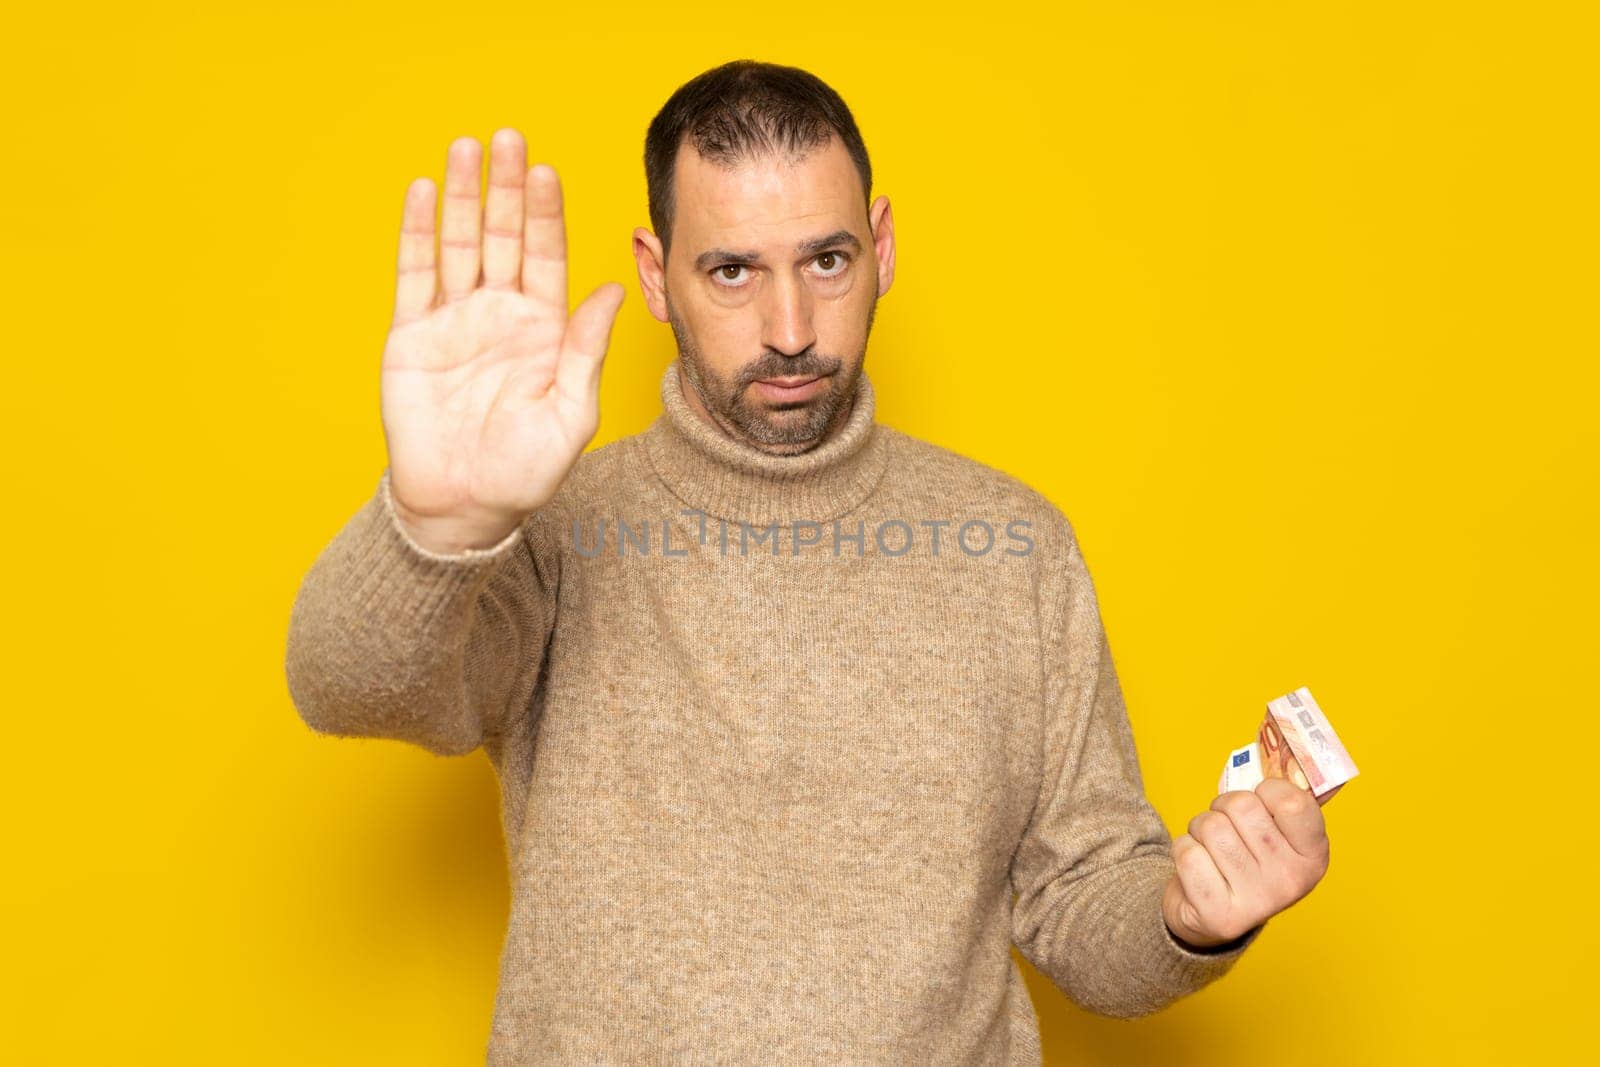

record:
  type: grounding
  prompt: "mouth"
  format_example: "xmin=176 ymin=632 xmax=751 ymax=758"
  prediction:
xmin=751 ymin=374 xmax=828 ymax=403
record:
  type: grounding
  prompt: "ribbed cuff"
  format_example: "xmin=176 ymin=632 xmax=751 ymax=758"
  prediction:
xmin=1100 ymin=851 xmax=1260 ymax=1011
xmin=377 ymin=469 xmax=525 ymax=562
xmin=1124 ymin=854 xmax=1264 ymax=990
xmin=341 ymin=469 xmax=525 ymax=625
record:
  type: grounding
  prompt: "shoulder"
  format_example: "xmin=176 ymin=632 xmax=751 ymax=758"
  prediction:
xmin=879 ymin=425 xmax=1100 ymax=653
xmin=877 ymin=425 xmax=1079 ymax=555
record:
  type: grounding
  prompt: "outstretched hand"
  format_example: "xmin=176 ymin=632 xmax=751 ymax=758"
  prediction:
xmin=381 ymin=128 xmax=626 ymax=553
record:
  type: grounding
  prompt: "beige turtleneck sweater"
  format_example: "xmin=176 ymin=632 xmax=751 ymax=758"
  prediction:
xmin=284 ymin=359 xmax=1261 ymax=1064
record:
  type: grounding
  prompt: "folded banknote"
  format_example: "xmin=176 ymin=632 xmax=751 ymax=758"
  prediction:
xmin=1218 ymin=686 xmax=1358 ymax=805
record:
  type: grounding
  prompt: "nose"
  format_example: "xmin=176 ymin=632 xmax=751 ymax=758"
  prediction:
xmin=760 ymin=269 xmax=817 ymax=357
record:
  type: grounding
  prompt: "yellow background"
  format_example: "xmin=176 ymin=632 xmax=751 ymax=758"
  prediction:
xmin=6 ymin=2 xmax=1595 ymax=1063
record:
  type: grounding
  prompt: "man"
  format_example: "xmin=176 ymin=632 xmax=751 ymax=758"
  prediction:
xmin=285 ymin=59 xmax=1330 ymax=1064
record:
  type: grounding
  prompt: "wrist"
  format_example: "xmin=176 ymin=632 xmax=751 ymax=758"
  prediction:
xmin=1164 ymin=920 xmax=1233 ymax=952
xmin=390 ymin=498 xmax=522 ymax=555
xmin=1161 ymin=876 xmax=1244 ymax=951
xmin=1163 ymin=914 xmax=1258 ymax=954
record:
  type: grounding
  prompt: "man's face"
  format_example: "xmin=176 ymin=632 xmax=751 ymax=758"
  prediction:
xmin=634 ymin=135 xmax=895 ymax=455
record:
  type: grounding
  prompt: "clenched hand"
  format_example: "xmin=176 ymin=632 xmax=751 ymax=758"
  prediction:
xmin=1162 ymin=776 xmax=1331 ymax=949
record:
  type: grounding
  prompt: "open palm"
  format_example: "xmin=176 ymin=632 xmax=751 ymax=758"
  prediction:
xmin=380 ymin=128 xmax=624 ymax=548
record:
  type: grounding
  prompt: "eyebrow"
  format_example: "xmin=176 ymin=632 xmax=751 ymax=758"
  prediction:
xmin=694 ymin=229 xmax=863 ymax=271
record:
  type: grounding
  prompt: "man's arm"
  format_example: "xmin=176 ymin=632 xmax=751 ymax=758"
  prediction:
xmin=283 ymin=467 xmax=559 ymax=757
xmin=1009 ymin=519 xmax=1262 ymax=1019
xmin=280 ymin=129 xmax=619 ymax=758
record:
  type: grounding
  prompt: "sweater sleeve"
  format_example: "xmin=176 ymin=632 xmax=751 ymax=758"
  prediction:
xmin=1008 ymin=519 xmax=1263 ymax=1019
xmin=283 ymin=468 xmax=560 ymax=757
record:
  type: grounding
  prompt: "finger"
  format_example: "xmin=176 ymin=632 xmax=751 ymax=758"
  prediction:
xmin=1188 ymin=808 xmax=1258 ymax=893
xmin=522 ymin=163 xmax=568 ymax=311
xmin=1211 ymin=789 xmax=1292 ymax=869
xmin=481 ymin=129 xmax=526 ymax=291
xmin=1171 ymin=832 xmax=1229 ymax=916
xmin=555 ymin=282 xmax=625 ymax=414
xmin=439 ymin=137 xmax=483 ymax=302
xmin=1256 ymin=777 xmax=1330 ymax=860
xmin=392 ymin=178 xmax=437 ymax=328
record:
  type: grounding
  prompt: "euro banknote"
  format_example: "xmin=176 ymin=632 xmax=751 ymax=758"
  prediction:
xmin=1218 ymin=686 xmax=1358 ymax=805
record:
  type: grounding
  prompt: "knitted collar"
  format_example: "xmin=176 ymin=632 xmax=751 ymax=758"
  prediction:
xmin=639 ymin=359 xmax=891 ymax=528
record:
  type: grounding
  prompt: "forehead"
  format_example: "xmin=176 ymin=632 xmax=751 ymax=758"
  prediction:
xmin=671 ymin=135 xmax=865 ymax=250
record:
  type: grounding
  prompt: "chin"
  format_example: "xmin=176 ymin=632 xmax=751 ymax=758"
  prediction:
xmin=756 ymin=412 xmax=840 ymax=452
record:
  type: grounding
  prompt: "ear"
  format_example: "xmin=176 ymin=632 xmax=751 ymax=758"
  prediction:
xmin=632 ymin=227 xmax=670 ymax=322
xmin=869 ymin=196 xmax=895 ymax=298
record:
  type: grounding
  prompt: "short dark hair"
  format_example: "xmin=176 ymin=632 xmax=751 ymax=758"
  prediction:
xmin=643 ymin=59 xmax=873 ymax=265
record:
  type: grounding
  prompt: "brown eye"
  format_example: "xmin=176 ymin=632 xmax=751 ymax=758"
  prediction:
xmin=719 ymin=265 xmax=743 ymax=281
xmin=814 ymin=251 xmax=848 ymax=276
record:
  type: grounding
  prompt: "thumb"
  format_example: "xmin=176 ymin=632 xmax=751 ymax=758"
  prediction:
xmin=556 ymin=281 xmax=626 ymax=411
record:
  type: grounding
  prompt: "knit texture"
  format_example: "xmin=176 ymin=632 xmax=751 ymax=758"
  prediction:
xmin=284 ymin=359 xmax=1262 ymax=1064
